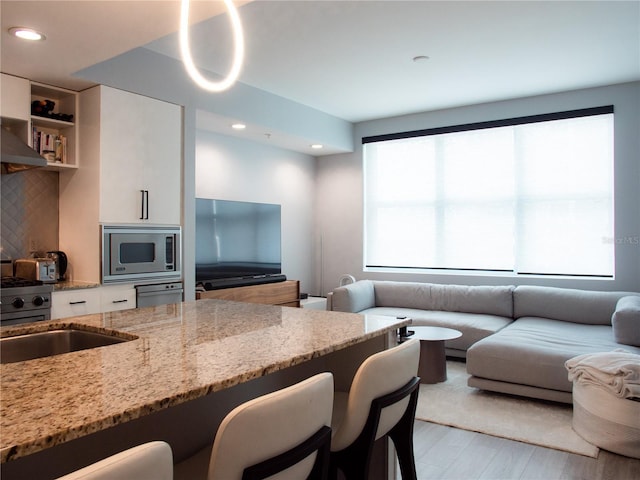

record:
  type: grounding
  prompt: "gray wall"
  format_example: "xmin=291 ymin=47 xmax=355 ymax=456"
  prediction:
xmin=316 ymin=82 xmax=640 ymax=294
xmin=195 ymin=131 xmax=317 ymax=294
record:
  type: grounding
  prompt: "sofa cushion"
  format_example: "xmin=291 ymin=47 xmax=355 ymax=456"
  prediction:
xmin=372 ymin=282 xmax=514 ymax=318
xmin=361 ymin=306 xmax=512 ymax=351
xmin=467 ymin=317 xmax=640 ymax=393
xmin=513 ymin=286 xmax=631 ymax=325
xmin=331 ymin=280 xmax=375 ymax=313
xmin=612 ymin=296 xmax=640 ymax=347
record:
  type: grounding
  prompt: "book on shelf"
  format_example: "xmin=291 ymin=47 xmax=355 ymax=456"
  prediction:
xmin=32 ymin=127 xmax=67 ymax=163
xmin=32 ymin=126 xmax=40 ymax=153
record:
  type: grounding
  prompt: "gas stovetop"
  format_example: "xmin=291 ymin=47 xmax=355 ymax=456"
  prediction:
xmin=1 ymin=277 xmax=53 ymax=324
xmin=1 ymin=277 xmax=46 ymax=289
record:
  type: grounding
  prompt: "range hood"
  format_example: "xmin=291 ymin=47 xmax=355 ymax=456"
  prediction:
xmin=1 ymin=128 xmax=47 ymax=174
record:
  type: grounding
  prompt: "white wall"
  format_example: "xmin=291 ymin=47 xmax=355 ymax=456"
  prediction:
xmin=316 ymin=82 xmax=640 ymax=294
xmin=195 ymin=131 xmax=317 ymax=294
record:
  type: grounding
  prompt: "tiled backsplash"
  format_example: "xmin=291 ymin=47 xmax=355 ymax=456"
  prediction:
xmin=1 ymin=169 xmax=59 ymax=262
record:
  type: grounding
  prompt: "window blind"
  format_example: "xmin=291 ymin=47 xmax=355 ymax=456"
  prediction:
xmin=363 ymin=107 xmax=614 ymax=277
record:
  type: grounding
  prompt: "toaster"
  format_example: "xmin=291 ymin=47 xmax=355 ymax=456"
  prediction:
xmin=14 ymin=258 xmax=57 ymax=283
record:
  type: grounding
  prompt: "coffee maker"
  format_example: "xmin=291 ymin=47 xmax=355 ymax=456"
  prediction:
xmin=46 ymin=251 xmax=68 ymax=281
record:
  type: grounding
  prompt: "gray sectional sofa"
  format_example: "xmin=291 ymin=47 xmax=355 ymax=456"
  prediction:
xmin=327 ymin=280 xmax=640 ymax=403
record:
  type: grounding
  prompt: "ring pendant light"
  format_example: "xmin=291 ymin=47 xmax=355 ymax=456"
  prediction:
xmin=179 ymin=0 xmax=245 ymax=92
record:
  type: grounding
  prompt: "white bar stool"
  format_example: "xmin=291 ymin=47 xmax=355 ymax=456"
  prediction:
xmin=55 ymin=441 xmax=173 ymax=480
xmin=329 ymin=339 xmax=420 ymax=480
xmin=174 ymin=372 xmax=334 ymax=480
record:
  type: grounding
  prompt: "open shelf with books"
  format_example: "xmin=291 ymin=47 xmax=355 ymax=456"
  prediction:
xmin=30 ymin=82 xmax=78 ymax=170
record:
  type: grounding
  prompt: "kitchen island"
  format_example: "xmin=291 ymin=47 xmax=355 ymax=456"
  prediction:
xmin=1 ymin=299 xmax=408 ymax=479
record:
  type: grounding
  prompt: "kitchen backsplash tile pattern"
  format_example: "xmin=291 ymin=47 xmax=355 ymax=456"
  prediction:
xmin=1 ymin=169 xmax=59 ymax=262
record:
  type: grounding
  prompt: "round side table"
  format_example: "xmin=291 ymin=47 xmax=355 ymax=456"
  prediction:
xmin=401 ymin=326 xmax=462 ymax=384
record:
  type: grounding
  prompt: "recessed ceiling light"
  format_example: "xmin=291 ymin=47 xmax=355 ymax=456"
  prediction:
xmin=311 ymin=144 xmax=323 ymax=149
xmin=231 ymin=123 xmax=246 ymax=130
xmin=9 ymin=27 xmax=46 ymax=41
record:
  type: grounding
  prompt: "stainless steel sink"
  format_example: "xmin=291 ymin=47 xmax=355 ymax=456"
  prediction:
xmin=1 ymin=329 xmax=134 ymax=364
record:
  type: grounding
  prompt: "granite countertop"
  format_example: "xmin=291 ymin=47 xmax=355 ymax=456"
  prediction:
xmin=0 ymin=300 xmax=408 ymax=463
xmin=53 ymin=280 xmax=100 ymax=291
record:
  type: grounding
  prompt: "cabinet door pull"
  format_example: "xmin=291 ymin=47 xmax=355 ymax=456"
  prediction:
xmin=69 ymin=300 xmax=87 ymax=305
xmin=140 ymin=190 xmax=147 ymax=220
xmin=112 ymin=299 xmax=128 ymax=304
xmin=140 ymin=189 xmax=150 ymax=220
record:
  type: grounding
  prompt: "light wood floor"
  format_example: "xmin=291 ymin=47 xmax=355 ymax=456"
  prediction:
xmin=408 ymin=420 xmax=640 ymax=480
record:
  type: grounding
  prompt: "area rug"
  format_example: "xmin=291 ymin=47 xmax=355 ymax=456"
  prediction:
xmin=414 ymin=361 xmax=599 ymax=458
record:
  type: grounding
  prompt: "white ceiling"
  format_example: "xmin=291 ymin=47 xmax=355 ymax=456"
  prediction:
xmin=0 ymin=0 xmax=236 ymax=91
xmin=2 ymin=1 xmax=639 ymax=134
xmin=146 ymin=0 xmax=640 ymax=122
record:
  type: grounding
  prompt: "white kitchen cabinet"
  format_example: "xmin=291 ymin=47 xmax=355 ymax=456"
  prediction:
xmin=52 ymin=285 xmax=136 ymax=319
xmin=51 ymin=289 xmax=101 ymax=319
xmin=90 ymin=86 xmax=182 ymax=225
xmin=59 ymin=85 xmax=182 ymax=283
xmin=1 ymin=73 xmax=30 ymax=121
xmin=100 ymin=285 xmax=136 ymax=312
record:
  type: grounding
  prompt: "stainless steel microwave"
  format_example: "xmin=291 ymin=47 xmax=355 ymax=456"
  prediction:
xmin=101 ymin=225 xmax=181 ymax=284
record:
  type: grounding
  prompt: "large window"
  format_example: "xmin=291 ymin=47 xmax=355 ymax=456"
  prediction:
xmin=363 ymin=107 xmax=614 ymax=277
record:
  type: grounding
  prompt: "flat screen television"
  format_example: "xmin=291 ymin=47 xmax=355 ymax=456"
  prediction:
xmin=195 ymin=198 xmax=283 ymax=288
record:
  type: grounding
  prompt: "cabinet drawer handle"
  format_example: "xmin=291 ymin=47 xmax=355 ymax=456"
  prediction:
xmin=112 ymin=299 xmax=128 ymax=304
xmin=69 ymin=300 xmax=87 ymax=305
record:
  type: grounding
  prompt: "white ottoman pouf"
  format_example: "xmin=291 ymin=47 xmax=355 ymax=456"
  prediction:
xmin=572 ymin=382 xmax=640 ymax=459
